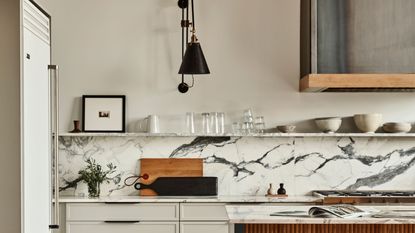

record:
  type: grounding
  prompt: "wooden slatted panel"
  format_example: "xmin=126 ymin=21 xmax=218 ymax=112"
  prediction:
xmin=244 ymin=224 xmax=415 ymax=233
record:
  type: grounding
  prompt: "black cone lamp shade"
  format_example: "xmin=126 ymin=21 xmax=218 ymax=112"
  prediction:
xmin=179 ymin=41 xmax=210 ymax=75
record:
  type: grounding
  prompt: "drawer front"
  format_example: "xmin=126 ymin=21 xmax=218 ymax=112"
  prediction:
xmin=180 ymin=222 xmax=229 ymax=233
xmin=180 ymin=203 xmax=228 ymax=221
xmin=67 ymin=203 xmax=178 ymax=221
xmin=67 ymin=222 xmax=178 ymax=233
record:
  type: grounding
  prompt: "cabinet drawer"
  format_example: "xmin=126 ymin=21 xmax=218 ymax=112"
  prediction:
xmin=180 ymin=203 xmax=228 ymax=221
xmin=67 ymin=222 xmax=178 ymax=233
xmin=67 ymin=203 xmax=178 ymax=221
xmin=180 ymin=222 xmax=229 ymax=233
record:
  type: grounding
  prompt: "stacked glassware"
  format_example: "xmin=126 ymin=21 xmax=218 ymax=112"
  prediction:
xmin=232 ymin=108 xmax=266 ymax=135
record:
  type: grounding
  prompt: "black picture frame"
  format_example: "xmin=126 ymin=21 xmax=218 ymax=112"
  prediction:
xmin=82 ymin=95 xmax=126 ymax=133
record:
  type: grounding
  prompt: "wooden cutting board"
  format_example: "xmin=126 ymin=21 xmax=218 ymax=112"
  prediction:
xmin=135 ymin=177 xmax=217 ymax=196
xmin=139 ymin=158 xmax=203 ymax=196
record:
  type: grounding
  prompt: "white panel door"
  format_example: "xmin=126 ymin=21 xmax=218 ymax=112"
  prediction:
xmin=22 ymin=6 xmax=51 ymax=233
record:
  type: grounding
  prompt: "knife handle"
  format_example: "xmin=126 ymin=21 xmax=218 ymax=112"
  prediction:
xmin=134 ymin=182 xmax=151 ymax=190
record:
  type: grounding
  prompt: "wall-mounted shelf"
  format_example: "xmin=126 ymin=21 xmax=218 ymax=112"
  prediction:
xmin=59 ymin=132 xmax=415 ymax=138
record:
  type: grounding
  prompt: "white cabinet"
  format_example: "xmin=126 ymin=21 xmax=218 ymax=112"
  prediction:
xmin=66 ymin=203 xmax=179 ymax=233
xmin=180 ymin=203 xmax=228 ymax=221
xmin=179 ymin=203 xmax=229 ymax=233
xmin=67 ymin=222 xmax=179 ymax=233
xmin=66 ymin=203 xmax=230 ymax=233
xmin=180 ymin=222 xmax=229 ymax=233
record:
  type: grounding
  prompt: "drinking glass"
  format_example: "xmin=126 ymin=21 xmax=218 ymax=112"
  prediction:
xmin=242 ymin=122 xmax=254 ymax=134
xmin=218 ymin=112 xmax=225 ymax=134
xmin=210 ymin=112 xmax=219 ymax=134
xmin=232 ymin=122 xmax=241 ymax=134
xmin=202 ymin=113 xmax=211 ymax=134
xmin=243 ymin=108 xmax=254 ymax=123
xmin=255 ymin=116 xmax=265 ymax=134
xmin=186 ymin=112 xmax=195 ymax=134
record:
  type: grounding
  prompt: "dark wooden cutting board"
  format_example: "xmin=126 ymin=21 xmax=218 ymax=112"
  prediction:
xmin=134 ymin=177 xmax=218 ymax=196
xmin=139 ymin=158 xmax=203 ymax=196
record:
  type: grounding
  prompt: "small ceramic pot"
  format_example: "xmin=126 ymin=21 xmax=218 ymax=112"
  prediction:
xmin=383 ymin=122 xmax=412 ymax=133
xmin=354 ymin=114 xmax=383 ymax=133
xmin=314 ymin=117 xmax=342 ymax=133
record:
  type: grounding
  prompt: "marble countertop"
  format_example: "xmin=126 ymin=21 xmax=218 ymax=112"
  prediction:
xmin=226 ymin=205 xmax=415 ymax=224
xmin=58 ymin=195 xmax=323 ymax=203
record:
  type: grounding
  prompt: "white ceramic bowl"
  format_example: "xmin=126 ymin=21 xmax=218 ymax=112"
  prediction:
xmin=277 ymin=125 xmax=296 ymax=133
xmin=314 ymin=117 xmax=342 ymax=133
xmin=353 ymin=114 xmax=383 ymax=133
xmin=382 ymin=122 xmax=412 ymax=133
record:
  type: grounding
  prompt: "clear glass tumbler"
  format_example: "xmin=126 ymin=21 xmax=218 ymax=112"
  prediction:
xmin=210 ymin=112 xmax=219 ymax=134
xmin=186 ymin=112 xmax=195 ymax=134
xmin=243 ymin=122 xmax=254 ymax=134
xmin=232 ymin=122 xmax=241 ymax=134
xmin=202 ymin=113 xmax=211 ymax=134
xmin=218 ymin=112 xmax=225 ymax=134
xmin=243 ymin=108 xmax=254 ymax=123
xmin=255 ymin=116 xmax=265 ymax=134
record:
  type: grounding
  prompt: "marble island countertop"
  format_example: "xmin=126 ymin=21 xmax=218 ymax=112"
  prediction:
xmin=58 ymin=195 xmax=323 ymax=203
xmin=226 ymin=205 xmax=415 ymax=224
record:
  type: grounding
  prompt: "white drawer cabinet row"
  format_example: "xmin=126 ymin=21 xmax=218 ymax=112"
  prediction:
xmin=66 ymin=203 xmax=229 ymax=233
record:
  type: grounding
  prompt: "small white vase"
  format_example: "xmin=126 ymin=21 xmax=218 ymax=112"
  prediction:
xmin=267 ymin=183 xmax=277 ymax=195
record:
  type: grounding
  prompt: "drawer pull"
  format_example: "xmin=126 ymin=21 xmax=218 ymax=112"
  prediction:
xmin=104 ymin=221 xmax=140 ymax=224
xmin=104 ymin=202 xmax=140 ymax=204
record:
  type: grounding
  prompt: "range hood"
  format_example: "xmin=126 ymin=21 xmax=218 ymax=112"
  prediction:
xmin=300 ymin=0 xmax=415 ymax=92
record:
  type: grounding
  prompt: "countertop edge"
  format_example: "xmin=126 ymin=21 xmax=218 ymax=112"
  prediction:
xmin=58 ymin=195 xmax=323 ymax=203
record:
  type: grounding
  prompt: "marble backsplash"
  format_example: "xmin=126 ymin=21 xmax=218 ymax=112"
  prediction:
xmin=58 ymin=136 xmax=415 ymax=196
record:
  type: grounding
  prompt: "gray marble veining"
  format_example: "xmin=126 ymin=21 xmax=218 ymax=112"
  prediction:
xmin=58 ymin=136 xmax=415 ymax=196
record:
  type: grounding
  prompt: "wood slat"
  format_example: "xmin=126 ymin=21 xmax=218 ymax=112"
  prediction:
xmin=300 ymin=74 xmax=415 ymax=92
xmin=244 ymin=224 xmax=415 ymax=233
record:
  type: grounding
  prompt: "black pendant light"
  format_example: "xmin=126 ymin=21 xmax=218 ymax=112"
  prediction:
xmin=177 ymin=0 xmax=210 ymax=93
xmin=179 ymin=36 xmax=210 ymax=75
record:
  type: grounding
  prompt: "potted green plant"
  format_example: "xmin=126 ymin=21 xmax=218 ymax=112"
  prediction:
xmin=78 ymin=158 xmax=117 ymax=197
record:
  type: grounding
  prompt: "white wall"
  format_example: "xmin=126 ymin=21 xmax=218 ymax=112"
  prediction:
xmin=43 ymin=0 xmax=415 ymax=133
xmin=0 ymin=0 xmax=21 ymax=232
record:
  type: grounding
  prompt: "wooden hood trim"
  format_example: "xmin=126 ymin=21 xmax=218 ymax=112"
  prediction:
xmin=300 ymin=74 xmax=415 ymax=92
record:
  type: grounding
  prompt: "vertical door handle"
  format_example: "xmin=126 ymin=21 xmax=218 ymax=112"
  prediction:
xmin=48 ymin=65 xmax=60 ymax=230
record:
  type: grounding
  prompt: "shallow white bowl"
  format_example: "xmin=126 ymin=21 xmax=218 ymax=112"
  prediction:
xmin=277 ymin=125 xmax=296 ymax=133
xmin=354 ymin=114 xmax=383 ymax=133
xmin=314 ymin=117 xmax=342 ymax=133
xmin=383 ymin=122 xmax=412 ymax=133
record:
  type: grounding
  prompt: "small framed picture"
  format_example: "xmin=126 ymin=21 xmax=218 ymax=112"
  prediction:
xmin=82 ymin=95 xmax=126 ymax=132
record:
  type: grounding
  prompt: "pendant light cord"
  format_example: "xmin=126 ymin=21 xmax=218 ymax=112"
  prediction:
xmin=191 ymin=0 xmax=195 ymax=32
xmin=181 ymin=7 xmax=185 ymax=84
xmin=181 ymin=4 xmax=190 ymax=84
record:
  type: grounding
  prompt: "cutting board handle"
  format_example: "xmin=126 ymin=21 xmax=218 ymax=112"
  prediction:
xmin=134 ymin=182 xmax=151 ymax=190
